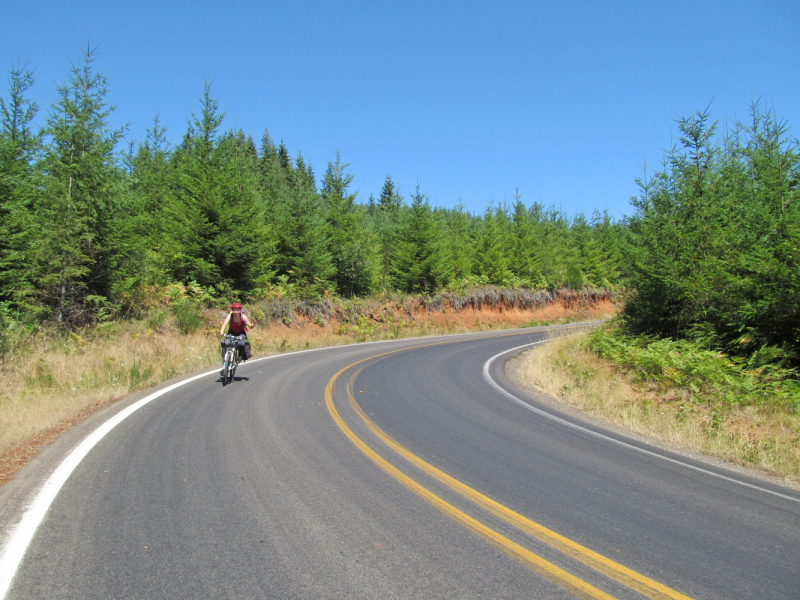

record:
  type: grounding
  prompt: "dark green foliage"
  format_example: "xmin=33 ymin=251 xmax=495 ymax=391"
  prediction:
xmin=162 ymin=82 xmax=276 ymax=290
xmin=18 ymin=44 xmax=125 ymax=324
xmin=509 ymin=192 xmax=538 ymax=283
xmin=2 ymin=44 xmax=631 ymax=330
xmin=570 ymin=213 xmax=614 ymax=288
xmin=369 ymin=174 xmax=404 ymax=286
xmin=390 ymin=185 xmax=451 ymax=292
xmin=441 ymin=201 xmax=474 ymax=280
xmin=321 ymin=150 xmax=379 ymax=296
xmin=274 ymin=166 xmax=334 ymax=298
xmin=625 ymin=101 xmax=800 ymax=365
xmin=0 ymin=63 xmax=40 ymax=303
xmin=474 ymin=203 xmax=511 ymax=285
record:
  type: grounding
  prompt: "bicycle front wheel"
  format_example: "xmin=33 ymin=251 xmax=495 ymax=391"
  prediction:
xmin=222 ymin=349 xmax=234 ymax=385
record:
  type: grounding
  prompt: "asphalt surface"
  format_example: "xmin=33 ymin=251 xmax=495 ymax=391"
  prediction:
xmin=1 ymin=326 xmax=799 ymax=599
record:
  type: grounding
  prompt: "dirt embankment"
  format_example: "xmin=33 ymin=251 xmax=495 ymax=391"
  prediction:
xmin=0 ymin=290 xmax=619 ymax=487
xmin=245 ymin=290 xmax=619 ymax=350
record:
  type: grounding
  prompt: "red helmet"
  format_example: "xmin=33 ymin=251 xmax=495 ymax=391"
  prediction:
xmin=231 ymin=302 xmax=242 ymax=309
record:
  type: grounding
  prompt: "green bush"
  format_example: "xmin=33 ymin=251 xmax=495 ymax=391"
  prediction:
xmin=146 ymin=309 xmax=170 ymax=331
xmin=588 ymin=324 xmax=799 ymax=410
xmin=624 ymin=101 xmax=800 ymax=365
xmin=173 ymin=301 xmax=201 ymax=334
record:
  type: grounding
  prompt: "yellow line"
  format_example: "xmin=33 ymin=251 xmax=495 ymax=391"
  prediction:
xmin=326 ymin=334 xmax=695 ymax=600
xmin=326 ymin=363 xmax=617 ymax=600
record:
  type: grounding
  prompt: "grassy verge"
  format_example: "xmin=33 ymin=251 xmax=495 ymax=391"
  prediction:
xmin=0 ymin=289 xmax=616 ymax=485
xmin=509 ymin=325 xmax=800 ymax=483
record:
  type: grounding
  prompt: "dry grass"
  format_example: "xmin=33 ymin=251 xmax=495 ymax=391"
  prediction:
xmin=0 ymin=322 xmax=218 ymax=459
xmin=509 ymin=333 xmax=800 ymax=483
xmin=0 ymin=296 xmax=617 ymax=486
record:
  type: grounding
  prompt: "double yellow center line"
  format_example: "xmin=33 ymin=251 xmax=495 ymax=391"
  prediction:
xmin=325 ymin=337 xmax=694 ymax=600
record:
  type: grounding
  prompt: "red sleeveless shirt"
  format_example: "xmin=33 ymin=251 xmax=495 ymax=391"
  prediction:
xmin=228 ymin=314 xmax=247 ymax=335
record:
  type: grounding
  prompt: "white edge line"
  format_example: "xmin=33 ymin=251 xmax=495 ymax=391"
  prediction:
xmin=0 ymin=339 xmax=362 ymax=599
xmin=0 ymin=322 xmax=603 ymax=597
xmin=483 ymin=342 xmax=800 ymax=504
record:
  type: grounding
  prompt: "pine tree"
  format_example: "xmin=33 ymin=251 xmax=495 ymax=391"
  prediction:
xmin=531 ymin=203 xmax=573 ymax=289
xmin=474 ymin=202 xmax=511 ymax=285
xmin=624 ymin=101 xmax=800 ymax=359
xmin=373 ymin=174 xmax=404 ymax=285
xmin=320 ymin=149 xmax=378 ymax=296
xmin=379 ymin=174 xmax=403 ymax=211
xmin=390 ymin=184 xmax=450 ymax=292
xmin=294 ymin=150 xmax=316 ymax=191
xmin=165 ymin=82 xmax=275 ymax=289
xmin=103 ymin=114 xmax=173 ymax=311
xmin=442 ymin=201 xmax=474 ymax=280
xmin=274 ymin=166 xmax=334 ymax=297
xmin=22 ymin=44 xmax=125 ymax=323
xmin=570 ymin=212 xmax=608 ymax=287
xmin=0 ymin=63 xmax=40 ymax=303
xmin=213 ymin=129 xmax=276 ymax=289
xmin=508 ymin=191 xmax=538 ymax=283
xmin=277 ymin=141 xmax=291 ymax=170
xmin=590 ymin=209 xmax=624 ymax=286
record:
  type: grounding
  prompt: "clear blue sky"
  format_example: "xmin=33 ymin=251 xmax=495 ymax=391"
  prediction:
xmin=2 ymin=0 xmax=798 ymax=219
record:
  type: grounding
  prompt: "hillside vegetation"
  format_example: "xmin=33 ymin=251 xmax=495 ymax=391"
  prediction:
xmin=0 ymin=287 xmax=615 ymax=485
xmin=0 ymin=48 xmax=623 ymax=336
xmin=512 ymin=101 xmax=800 ymax=481
xmin=1 ymin=44 xmax=798 ymax=482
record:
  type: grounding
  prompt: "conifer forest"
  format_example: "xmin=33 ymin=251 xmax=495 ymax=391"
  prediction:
xmin=1 ymin=49 xmax=798 ymax=370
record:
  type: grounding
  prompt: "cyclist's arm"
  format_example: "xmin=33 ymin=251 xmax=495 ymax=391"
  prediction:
xmin=219 ymin=313 xmax=231 ymax=336
xmin=243 ymin=314 xmax=255 ymax=329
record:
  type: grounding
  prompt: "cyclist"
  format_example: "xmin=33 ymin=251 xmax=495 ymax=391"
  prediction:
xmin=219 ymin=302 xmax=253 ymax=374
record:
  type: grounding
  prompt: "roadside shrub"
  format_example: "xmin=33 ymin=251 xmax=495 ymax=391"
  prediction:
xmin=587 ymin=324 xmax=800 ymax=410
xmin=146 ymin=309 xmax=170 ymax=331
xmin=173 ymin=301 xmax=201 ymax=334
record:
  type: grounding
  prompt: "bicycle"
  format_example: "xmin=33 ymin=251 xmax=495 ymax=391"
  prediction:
xmin=220 ymin=334 xmax=246 ymax=385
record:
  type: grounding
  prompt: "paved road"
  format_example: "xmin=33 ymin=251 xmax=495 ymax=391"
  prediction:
xmin=1 ymin=326 xmax=798 ymax=599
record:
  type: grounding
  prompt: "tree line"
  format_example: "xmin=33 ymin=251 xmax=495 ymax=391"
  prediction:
xmin=1 ymin=46 xmax=797 ymax=369
xmin=0 ymin=47 xmax=625 ymax=326
xmin=625 ymin=101 xmax=799 ymax=366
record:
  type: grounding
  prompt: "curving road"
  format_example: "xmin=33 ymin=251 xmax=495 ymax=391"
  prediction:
xmin=1 ymin=326 xmax=799 ymax=599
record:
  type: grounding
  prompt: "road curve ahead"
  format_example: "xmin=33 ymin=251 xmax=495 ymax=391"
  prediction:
xmin=2 ymin=326 xmax=799 ymax=599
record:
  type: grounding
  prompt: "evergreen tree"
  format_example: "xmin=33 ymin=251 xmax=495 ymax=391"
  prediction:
xmin=442 ymin=201 xmax=474 ymax=280
xmin=320 ymin=150 xmax=378 ymax=296
xmin=294 ymin=150 xmax=316 ymax=191
xmin=390 ymin=184 xmax=450 ymax=292
xmin=474 ymin=202 xmax=511 ymax=285
xmin=213 ymin=129 xmax=276 ymax=289
xmin=275 ymin=166 xmax=333 ymax=297
xmin=21 ymin=44 xmax=125 ymax=323
xmin=104 ymin=115 xmax=172 ymax=312
xmin=531 ymin=203 xmax=573 ymax=288
xmin=570 ymin=212 xmax=609 ymax=287
xmin=379 ymin=174 xmax=403 ymax=211
xmin=372 ymin=174 xmax=404 ymax=285
xmin=508 ymin=191 xmax=538 ymax=282
xmin=166 ymin=82 xmax=275 ymax=289
xmin=625 ymin=102 xmax=800 ymax=359
xmin=123 ymin=113 xmax=172 ymax=285
xmin=0 ymin=63 xmax=39 ymax=302
xmin=590 ymin=209 xmax=624 ymax=286
xmin=277 ymin=140 xmax=291 ymax=170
